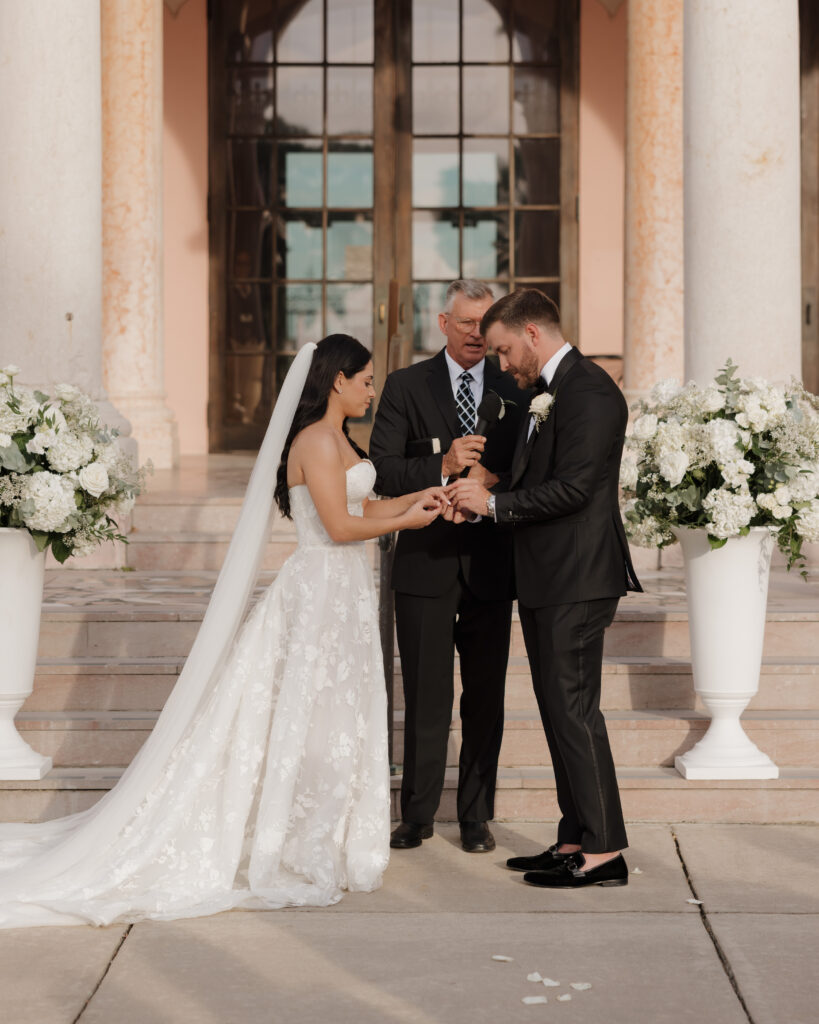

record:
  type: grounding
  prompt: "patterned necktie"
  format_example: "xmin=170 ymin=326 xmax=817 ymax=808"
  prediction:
xmin=455 ymin=371 xmax=476 ymax=436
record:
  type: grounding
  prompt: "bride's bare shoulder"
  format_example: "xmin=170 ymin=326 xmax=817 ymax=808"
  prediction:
xmin=290 ymin=423 xmax=345 ymax=466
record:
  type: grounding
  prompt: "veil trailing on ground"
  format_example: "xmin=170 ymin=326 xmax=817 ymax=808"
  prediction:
xmin=0 ymin=343 xmax=317 ymax=926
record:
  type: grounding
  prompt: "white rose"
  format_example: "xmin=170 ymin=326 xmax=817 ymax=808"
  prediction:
xmin=55 ymin=383 xmax=82 ymax=402
xmin=796 ymin=500 xmax=819 ymax=542
xmin=0 ymin=432 xmax=11 ymax=448
xmin=77 ymin=462 xmax=110 ymax=497
xmin=701 ymin=385 xmax=724 ymax=414
xmin=633 ymin=414 xmax=658 ymax=441
xmin=658 ymin=449 xmax=689 ymax=488
xmin=1 ymin=365 xmax=21 ymax=377
xmin=619 ymin=453 xmax=639 ymax=491
xmin=720 ymin=459 xmax=755 ymax=489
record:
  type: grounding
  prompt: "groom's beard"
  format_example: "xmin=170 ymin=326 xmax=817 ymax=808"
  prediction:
xmin=517 ymin=349 xmax=540 ymax=388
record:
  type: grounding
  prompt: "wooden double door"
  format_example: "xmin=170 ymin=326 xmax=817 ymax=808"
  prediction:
xmin=208 ymin=0 xmax=579 ymax=450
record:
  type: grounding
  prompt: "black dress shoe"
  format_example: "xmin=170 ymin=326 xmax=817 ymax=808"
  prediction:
xmin=523 ymin=853 xmax=628 ymax=889
xmin=460 ymin=821 xmax=496 ymax=853
xmin=506 ymin=843 xmax=573 ymax=873
xmin=390 ymin=822 xmax=433 ymax=849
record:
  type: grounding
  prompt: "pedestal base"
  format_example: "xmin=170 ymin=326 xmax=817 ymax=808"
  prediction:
xmin=675 ymin=748 xmax=779 ymax=781
xmin=0 ymin=752 xmax=53 ymax=781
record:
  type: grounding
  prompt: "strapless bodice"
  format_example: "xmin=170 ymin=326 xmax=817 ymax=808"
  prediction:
xmin=289 ymin=459 xmax=376 ymax=548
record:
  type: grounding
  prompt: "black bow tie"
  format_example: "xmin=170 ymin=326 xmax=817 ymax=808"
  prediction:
xmin=533 ymin=377 xmax=548 ymax=395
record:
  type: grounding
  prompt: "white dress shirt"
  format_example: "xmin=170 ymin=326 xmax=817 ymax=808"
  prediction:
xmin=442 ymin=352 xmax=485 ymax=486
xmin=527 ymin=342 xmax=572 ymax=440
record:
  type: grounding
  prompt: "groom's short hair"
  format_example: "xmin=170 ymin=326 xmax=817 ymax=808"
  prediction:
xmin=480 ymin=288 xmax=561 ymax=336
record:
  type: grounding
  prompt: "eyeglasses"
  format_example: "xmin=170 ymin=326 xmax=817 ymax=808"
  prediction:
xmin=446 ymin=316 xmax=483 ymax=335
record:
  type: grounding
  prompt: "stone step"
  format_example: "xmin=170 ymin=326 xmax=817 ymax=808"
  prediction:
xmin=391 ymin=709 xmax=819 ymax=770
xmin=15 ymin=708 xmax=819 ymax=771
xmin=35 ymin=605 xmax=819 ymax=660
xmin=123 ymin=532 xmax=301 ymax=572
xmin=26 ymin=654 xmax=819 ymax=713
xmin=1 ymin=765 xmax=816 ymax=825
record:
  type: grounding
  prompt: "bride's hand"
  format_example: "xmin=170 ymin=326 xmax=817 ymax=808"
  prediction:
xmin=402 ymin=494 xmax=444 ymax=529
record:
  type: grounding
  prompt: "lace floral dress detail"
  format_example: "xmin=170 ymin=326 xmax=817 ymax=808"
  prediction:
xmin=0 ymin=460 xmax=390 ymax=926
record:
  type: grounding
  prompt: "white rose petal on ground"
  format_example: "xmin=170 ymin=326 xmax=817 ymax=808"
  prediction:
xmin=686 ymin=898 xmax=703 ymax=905
xmin=570 ymin=982 xmax=592 ymax=991
xmin=541 ymin=978 xmax=560 ymax=987
xmin=632 ymin=867 xmax=642 ymax=874
xmin=557 ymin=994 xmax=572 ymax=1002
xmin=522 ymin=996 xmax=549 ymax=1006
xmin=527 ymin=972 xmax=543 ymax=982
xmin=492 ymin=955 xmax=514 ymax=962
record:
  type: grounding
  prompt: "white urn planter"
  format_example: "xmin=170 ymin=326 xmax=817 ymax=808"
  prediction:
xmin=673 ymin=526 xmax=778 ymax=780
xmin=0 ymin=528 xmax=52 ymax=779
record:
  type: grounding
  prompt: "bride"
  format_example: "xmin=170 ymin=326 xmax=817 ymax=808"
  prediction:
xmin=0 ymin=335 xmax=445 ymax=928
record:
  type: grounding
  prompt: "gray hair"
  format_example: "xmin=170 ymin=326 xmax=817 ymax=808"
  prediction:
xmin=443 ymin=279 xmax=495 ymax=314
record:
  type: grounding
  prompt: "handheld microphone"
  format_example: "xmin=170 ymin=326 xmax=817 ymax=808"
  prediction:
xmin=459 ymin=391 xmax=503 ymax=478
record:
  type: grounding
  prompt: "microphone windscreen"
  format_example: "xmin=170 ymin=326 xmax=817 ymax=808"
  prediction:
xmin=475 ymin=390 xmax=503 ymax=430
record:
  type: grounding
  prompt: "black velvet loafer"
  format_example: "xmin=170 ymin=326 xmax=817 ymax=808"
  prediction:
xmin=460 ymin=821 xmax=496 ymax=853
xmin=390 ymin=822 xmax=434 ymax=849
xmin=523 ymin=853 xmax=629 ymax=888
xmin=506 ymin=843 xmax=573 ymax=873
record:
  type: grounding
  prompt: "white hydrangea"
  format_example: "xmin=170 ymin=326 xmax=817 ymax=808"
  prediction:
xmin=46 ymin=431 xmax=94 ymax=472
xmin=19 ymin=472 xmax=78 ymax=533
xmin=26 ymin=425 xmax=59 ymax=455
xmin=632 ymin=414 xmax=658 ymax=441
xmin=650 ymin=379 xmax=681 ymax=405
xmin=796 ymin=500 xmax=819 ymax=542
xmin=0 ymin=432 xmax=12 ymax=448
xmin=705 ymin=418 xmax=744 ymax=464
xmin=626 ymin=513 xmax=669 ymax=548
xmin=720 ymin=458 xmax=755 ymax=489
xmin=735 ymin=382 xmax=788 ymax=433
xmin=702 ymin=488 xmax=755 ymax=538
xmin=757 ymin=490 xmax=793 ymax=520
xmin=77 ymin=462 xmax=110 ymax=498
xmin=0 ymin=402 xmax=27 ymax=436
xmin=619 ymin=451 xmax=639 ymax=490
xmin=788 ymin=466 xmax=819 ymax=503
xmin=700 ymin=384 xmax=725 ymax=414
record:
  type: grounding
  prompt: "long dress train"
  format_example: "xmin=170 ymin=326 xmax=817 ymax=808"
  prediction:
xmin=0 ymin=417 xmax=390 ymax=926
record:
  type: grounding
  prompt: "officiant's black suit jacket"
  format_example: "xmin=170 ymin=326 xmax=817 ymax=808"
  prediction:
xmin=370 ymin=348 xmax=526 ymax=599
xmin=494 ymin=346 xmax=642 ymax=607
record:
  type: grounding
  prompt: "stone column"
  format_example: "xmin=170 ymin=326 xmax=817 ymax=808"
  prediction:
xmin=101 ymin=0 xmax=179 ymax=468
xmin=0 ymin=1 xmax=129 ymax=440
xmin=684 ymin=0 xmax=802 ymax=385
xmin=623 ymin=0 xmax=684 ymax=402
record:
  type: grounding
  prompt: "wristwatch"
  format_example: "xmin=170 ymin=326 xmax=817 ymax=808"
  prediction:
xmin=486 ymin=494 xmax=496 ymax=520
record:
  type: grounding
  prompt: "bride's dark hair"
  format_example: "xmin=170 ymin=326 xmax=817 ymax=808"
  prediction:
xmin=274 ymin=334 xmax=371 ymax=519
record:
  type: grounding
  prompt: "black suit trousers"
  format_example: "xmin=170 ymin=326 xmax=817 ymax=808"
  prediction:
xmin=395 ymin=579 xmax=511 ymax=824
xmin=519 ymin=597 xmax=628 ymax=853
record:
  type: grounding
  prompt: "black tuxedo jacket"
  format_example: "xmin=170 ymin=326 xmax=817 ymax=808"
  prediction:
xmin=494 ymin=347 xmax=642 ymax=608
xmin=370 ymin=348 xmax=526 ymax=600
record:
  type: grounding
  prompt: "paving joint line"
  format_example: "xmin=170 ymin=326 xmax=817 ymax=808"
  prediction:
xmin=671 ymin=828 xmax=755 ymax=1024
xmin=72 ymin=923 xmax=132 ymax=1023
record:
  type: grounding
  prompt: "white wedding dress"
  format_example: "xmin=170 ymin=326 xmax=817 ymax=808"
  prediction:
xmin=0 ymin=346 xmax=390 ymax=928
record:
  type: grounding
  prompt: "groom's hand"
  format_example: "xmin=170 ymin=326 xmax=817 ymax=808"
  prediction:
xmin=446 ymin=479 xmax=492 ymax=517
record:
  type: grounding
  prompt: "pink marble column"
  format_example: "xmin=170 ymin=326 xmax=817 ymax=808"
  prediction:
xmin=623 ymin=0 xmax=685 ymax=402
xmin=101 ymin=0 xmax=178 ymax=468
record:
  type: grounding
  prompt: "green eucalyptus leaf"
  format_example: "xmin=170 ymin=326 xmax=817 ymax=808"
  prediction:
xmin=50 ymin=538 xmax=72 ymax=563
xmin=29 ymin=530 xmax=50 ymax=552
xmin=0 ymin=443 xmax=28 ymax=472
xmin=708 ymin=535 xmax=728 ymax=550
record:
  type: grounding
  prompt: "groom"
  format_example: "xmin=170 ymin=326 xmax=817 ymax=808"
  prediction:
xmin=448 ymin=288 xmax=642 ymax=889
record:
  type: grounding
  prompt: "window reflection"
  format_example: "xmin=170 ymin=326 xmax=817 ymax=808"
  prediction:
xmin=413 ymin=281 xmax=450 ymax=353
xmin=515 ymin=210 xmax=560 ymax=277
xmin=463 ymin=212 xmax=508 ymax=278
xmin=228 ymin=69 xmax=274 ymax=135
xmin=277 ymin=284 xmax=322 ymax=350
xmin=463 ymin=139 xmax=509 ymax=206
xmin=328 ymin=143 xmax=374 ymax=207
xmin=228 ymin=283 xmax=271 ymax=352
xmin=277 ymin=67 xmax=324 ymax=135
xmin=230 ymin=211 xmax=273 ymax=279
xmin=413 ymin=0 xmax=459 ymax=63
xmin=326 ymin=283 xmax=373 ymax=344
xmin=280 ymin=211 xmax=323 ymax=279
xmin=327 ymin=213 xmax=373 ymax=279
xmin=278 ymin=141 xmax=323 ymax=207
xmin=277 ymin=0 xmax=323 ymax=62
xmin=513 ymin=67 xmax=560 ymax=134
xmin=463 ymin=0 xmax=509 ymax=63
xmin=463 ymin=66 xmax=509 ymax=134
xmin=328 ymin=0 xmax=374 ymax=63
xmin=413 ymin=211 xmax=460 ymax=279
xmin=327 ymin=67 xmax=373 ymax=134
xmin=515 ymin=138 xmax=560 ymax=205
xmin=413 ymin=139 xmax=459 ymax=208
xmin=512 ymin=0 xmax=560 ymax=64
xmin=228 ymin=140 xmax=272 ymax=207
xmin=226 ymin=1 xmax=273 ymax=62
xmin=413 ymin=67 xmax=459 ymax=134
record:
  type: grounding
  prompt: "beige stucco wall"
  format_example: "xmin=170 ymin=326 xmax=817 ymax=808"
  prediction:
xmin=163 ymin=0 xmax=209 ymax=455
xmin=161 ymin=0 xmax=628 ymax=453
xmin=578 ymin=0 xmax=627 ymax=358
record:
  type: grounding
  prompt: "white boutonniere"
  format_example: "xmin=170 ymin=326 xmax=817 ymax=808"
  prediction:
xmin=529 ymin=393 xmax=554 ymax=433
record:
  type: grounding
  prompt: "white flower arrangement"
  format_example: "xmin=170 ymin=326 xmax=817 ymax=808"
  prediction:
xmin=620 ymin=361 xmax=819 ymax=573
xmin=0 ymin=366 xmax=149 ymax=562
xmin=529 ymin=393 xmax=554 ymax=433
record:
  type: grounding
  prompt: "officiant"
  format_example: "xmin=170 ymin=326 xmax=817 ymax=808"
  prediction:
xmin=370 ymin=278 xmax=525 ymax=853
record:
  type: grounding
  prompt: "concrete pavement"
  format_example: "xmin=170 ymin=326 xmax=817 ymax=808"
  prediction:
xmin=2 ymin=823 xmax=817 ymax=1024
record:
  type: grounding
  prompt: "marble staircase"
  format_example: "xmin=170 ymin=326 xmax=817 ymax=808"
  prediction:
xmin=3 ymin=456 xmax=818 ymax=824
